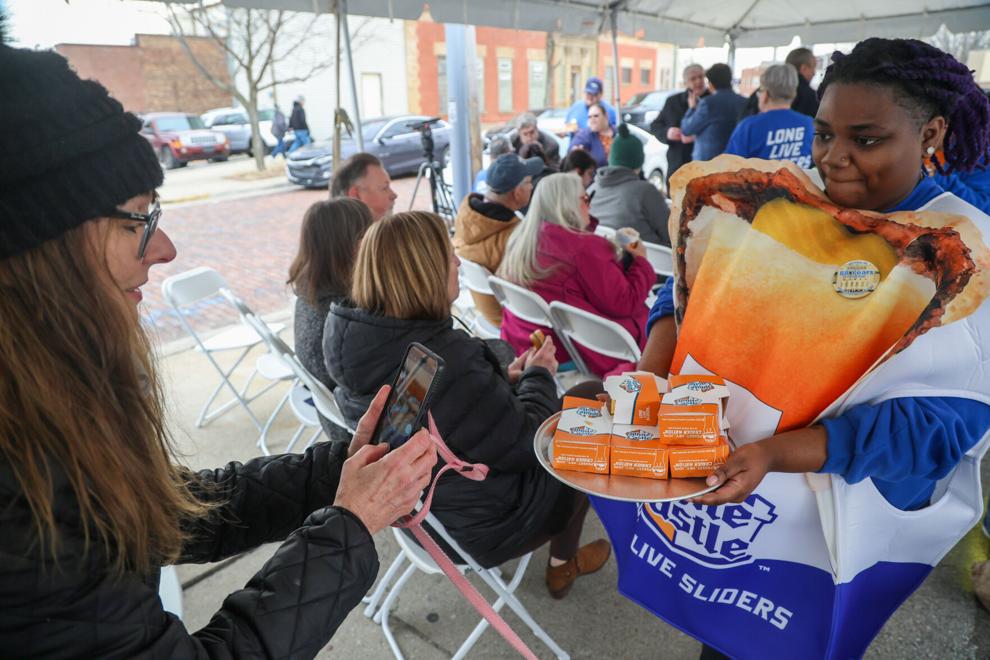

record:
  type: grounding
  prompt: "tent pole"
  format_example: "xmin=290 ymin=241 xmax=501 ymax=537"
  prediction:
xmin=341 ymin=0 xmax=364 ymax=151
xmin=610 ymin=6 xmax=621 ymax=111
xmin=444 ymin=23 xmax=471 ymax=205
xmin=727 ymin=33 xmax=737 ymax=72
xmin=333 ymin=1 xmax=342 ymax=171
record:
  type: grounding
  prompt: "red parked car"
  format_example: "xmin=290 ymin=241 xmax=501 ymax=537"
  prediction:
xmin=139 ymin=112 xmax=230 ymax=169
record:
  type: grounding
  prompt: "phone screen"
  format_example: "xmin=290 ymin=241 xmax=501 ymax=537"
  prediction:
xmin=374 ymin=345 xmax=442 ymax=449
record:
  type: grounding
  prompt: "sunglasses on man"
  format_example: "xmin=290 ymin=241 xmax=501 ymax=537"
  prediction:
xmin=108 ymin=194 xmax=162 ymax=259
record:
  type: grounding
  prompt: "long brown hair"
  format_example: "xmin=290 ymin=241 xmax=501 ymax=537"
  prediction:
xmin=287 ymin=198 xmax=375 ymax=304
xmin=351 ymin=211 xmax=451 ymax=320
xmin=0 ymin=220 xmax=210 ymax=575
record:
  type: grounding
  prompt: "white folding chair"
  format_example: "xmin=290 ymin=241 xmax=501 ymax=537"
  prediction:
xmin=487 ymin=276 xmax=589 ymax=377
xmin=218 ymin=288 xmax=298 ymax=452
xmin=234 ymin=302 xmax=355 ymax=454
xmin=457 ymin=258 xmax=501 ymax=339
xmin=162 ymin=268 xmax=286 ymax=430
xmin=158 ymin=566 xmax=183 ymax=621
xmin=366 ymin=510 xmax=569 ymax=660
xmin=643 ymin=240 xmax=674 ymax=278
xmin=548 ymin=301 xmax=642 ymax=376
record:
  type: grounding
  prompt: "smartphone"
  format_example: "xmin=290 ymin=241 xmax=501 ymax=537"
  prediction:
xmin=371 ymin=342 xmax=445 ymax=449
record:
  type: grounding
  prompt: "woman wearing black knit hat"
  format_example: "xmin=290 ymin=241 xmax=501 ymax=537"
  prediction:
xmin=0 ymin=35 xmax=436 ymax=657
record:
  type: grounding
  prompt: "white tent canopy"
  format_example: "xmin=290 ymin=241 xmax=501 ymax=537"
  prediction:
xmin=219 ymin=0 xmax=990 ymax=47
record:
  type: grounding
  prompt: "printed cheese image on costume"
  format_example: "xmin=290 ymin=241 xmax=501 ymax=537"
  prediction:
xmin=668 ymin=155 xmax=990 ymax=433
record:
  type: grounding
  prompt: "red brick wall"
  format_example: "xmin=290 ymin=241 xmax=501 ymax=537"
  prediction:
xmin=413 ymin=20 xmax=548 ymax=125
xmin=55 ymin=44 xmax=146 ymax=113
xmin=598 ymin=40 xmax=658 ymax=106
xmin=135 ymin=35 xmax=232 ymax=114
xmin=55 ymin=35 xmax=232 ymax=115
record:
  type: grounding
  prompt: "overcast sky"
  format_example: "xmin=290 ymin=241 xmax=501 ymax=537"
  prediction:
xmin=6 ymin=0 xmax=172 ymax=48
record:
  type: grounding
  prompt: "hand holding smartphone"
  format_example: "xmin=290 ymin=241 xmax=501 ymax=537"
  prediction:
xmin=371 ymin=342 xmax=445 ymax=449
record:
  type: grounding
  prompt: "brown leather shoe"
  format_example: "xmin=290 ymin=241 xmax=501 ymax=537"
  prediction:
xmin=545 ymin=539 xmax=611 ymax=599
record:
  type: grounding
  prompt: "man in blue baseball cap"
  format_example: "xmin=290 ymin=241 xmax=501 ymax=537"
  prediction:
xmin=453 ymin=154 xmax=543 ymax=326
xmin=565 ymin=76 xmax=618 ymax=134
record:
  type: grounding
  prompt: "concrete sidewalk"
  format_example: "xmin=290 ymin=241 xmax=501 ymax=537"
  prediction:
xmin=161 ymin=313 xmax=990 ymax=659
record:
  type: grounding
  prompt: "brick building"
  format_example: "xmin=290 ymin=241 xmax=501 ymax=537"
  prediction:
xmin=55 ymin=34 xmax=232 ymax=115
xmin=405 ymin=8 xmax=674 ymax=125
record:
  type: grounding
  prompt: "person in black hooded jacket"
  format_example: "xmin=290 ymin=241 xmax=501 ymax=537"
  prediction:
xmin=324 ymin=210 xmax=612 ymax=598
xmin=0 ymin=39 xmax=437 ymax=658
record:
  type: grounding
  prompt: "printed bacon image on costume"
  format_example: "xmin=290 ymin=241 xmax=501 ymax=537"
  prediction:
xmin=666 ymin=155 xmax=990 ymax=432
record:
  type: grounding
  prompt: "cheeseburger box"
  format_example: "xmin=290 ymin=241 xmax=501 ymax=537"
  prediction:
xmin=604 ymin=372 xmax=667 ymax=426
xmin=668 ymin=439 xmax=730 ymax=478
xmin=551 ymin=396 xmax=611 ymax=475
xmin=667 ymin=374 xmax=730 ymax=432
xmin=667 ymin=374 xmax=730 ymax=401
xmin=610 ymin=424 xmax=668 ymax=480
xmin=658 ymin=390 xmax=722 ymax=445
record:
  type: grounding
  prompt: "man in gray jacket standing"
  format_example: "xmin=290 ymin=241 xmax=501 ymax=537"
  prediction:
xmin=589 ymin=123 xmax=670 ymax=246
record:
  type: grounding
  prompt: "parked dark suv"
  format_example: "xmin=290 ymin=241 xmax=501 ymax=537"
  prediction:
xmin=139 ymin=112 xmax=229 ymax=169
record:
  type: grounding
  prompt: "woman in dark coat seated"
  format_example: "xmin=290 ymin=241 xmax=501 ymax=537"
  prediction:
xmin=324 ymin=210 xmax=611 ymax=598
xmin=0 ymin=40 xmax=436 ymax=656
xmin=288 ymin=197 xmax=374 ymax=440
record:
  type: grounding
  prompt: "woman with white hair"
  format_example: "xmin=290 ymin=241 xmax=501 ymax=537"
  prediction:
xmin=498 ymin=172 xmax=655 ymax=376
xmin=724 ymin=63 xmax=815 ymax=168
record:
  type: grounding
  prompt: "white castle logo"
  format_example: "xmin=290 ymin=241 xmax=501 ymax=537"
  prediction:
xmin=640 ymin=495 xmax=778 ymax=568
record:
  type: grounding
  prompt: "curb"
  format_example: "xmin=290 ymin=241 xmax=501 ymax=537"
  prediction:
xmin=161 ymin=182 xmax=299 ymax=209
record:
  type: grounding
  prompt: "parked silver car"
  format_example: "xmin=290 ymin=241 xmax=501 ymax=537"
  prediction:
xmin=201 ymin=107 xmax=289 ymax=156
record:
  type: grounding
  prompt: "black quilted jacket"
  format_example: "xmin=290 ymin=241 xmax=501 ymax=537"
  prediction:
xmin=0 ymin=443 xmax=378 ymax=659
xmin=323 ymin=304 xmax=561 ymax=568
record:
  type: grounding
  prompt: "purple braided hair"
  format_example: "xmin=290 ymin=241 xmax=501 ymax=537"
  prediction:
xmin=819 ymin=38 xmax=990 ymax=174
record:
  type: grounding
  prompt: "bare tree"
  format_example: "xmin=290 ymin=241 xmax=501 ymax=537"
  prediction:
xmin=926 ymin=25 xmax=990 ymax=68
xmin=164 ymin=1 xmax=369 ymax=171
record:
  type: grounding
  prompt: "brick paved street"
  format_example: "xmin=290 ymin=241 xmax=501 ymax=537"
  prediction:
xmin=143 ymin=174 xmax=436 ymax=344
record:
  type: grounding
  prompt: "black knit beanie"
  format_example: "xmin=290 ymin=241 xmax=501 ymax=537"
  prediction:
xmin=0 ymin=43 xmax=163 ymax=259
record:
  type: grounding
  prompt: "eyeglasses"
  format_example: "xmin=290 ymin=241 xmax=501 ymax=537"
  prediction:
xmin=587 ymin=113 xmax=603 ymax=119
xmin=108 ymin=194 xmax=162 ymax=259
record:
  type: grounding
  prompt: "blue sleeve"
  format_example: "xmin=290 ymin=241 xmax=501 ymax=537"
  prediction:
xmin=820 ymin=396 xmax=990 ymax=485
xmin=565 ymin=102 xmax=583 ymax=125
xmin=934 ymin=168 xmax=990 ymax=217
xmin=569 ymin=130 xmax=591 ymax=153
xmin=724 ymin=121 xmax=748 ymax=156
xmin=680 ymin=100 xmax=710 ymax=136
xmin=606 ymin=102 xmax=618 ymax=127
xmin=646 ymin=278 xmax=675 ymax=335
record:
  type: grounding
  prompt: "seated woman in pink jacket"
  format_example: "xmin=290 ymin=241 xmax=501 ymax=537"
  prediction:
xmin=498 ymin=172 xmax=655 ymax=376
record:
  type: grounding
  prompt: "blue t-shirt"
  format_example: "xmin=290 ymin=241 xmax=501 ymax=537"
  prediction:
xmin=724 ymin=109 xmax=814 ymax=168
xmin=934 ymin=161 xmax=990 ymax=216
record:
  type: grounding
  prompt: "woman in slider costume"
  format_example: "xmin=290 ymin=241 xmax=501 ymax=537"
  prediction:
xmin=612 ymin=38 xmax=990 ymax=658
xmin=0 ymin=36 xmax=437 ymax=656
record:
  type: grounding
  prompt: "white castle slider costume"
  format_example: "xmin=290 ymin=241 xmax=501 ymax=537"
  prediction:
xmin=593 ymin=156 xmax=990 ymax=658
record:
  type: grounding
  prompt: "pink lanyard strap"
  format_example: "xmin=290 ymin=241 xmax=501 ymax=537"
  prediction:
xmin=393 ymin=413 xmax=538 ymax=660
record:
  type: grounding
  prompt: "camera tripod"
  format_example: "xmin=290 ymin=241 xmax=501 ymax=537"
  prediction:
xmin=408 ymin=118 xmax=457 ymax=231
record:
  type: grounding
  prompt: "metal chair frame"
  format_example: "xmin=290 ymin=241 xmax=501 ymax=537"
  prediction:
xmin=548 ymin=301 xmax=643 ymax=376
xmin=364 ymin=507 xmax=569 ymax=660
xmin=162 ymin=268 xmax=285 ymax=430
